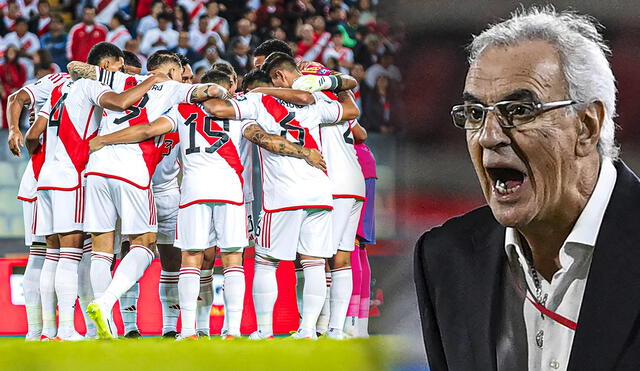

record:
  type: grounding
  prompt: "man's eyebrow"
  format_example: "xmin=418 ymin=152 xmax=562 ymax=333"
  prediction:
xmin=501 ymin=89 xmax=538 ymax=102
xmin=462 ymin=92 xmax=483 ymax=104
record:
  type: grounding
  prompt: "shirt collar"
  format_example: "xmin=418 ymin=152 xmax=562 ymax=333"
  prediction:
xmin=504 ymin=158 xmax=617 ymax=256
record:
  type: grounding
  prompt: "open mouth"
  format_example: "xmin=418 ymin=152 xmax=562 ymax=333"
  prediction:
xmin=487 ymin=167 xmax=526 ymax=196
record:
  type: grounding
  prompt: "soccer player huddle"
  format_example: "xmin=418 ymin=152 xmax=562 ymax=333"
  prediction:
xmin=9 ymin=38 xmax=376 ymax=341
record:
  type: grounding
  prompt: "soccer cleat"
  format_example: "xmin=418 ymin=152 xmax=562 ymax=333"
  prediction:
xmin=324 ymin=328 xmax=344 ymax=340
xmin=291 ymin=328 xmax=318 ymax=340
xmin=175 ymin=334 xmax=199 ymax=341
xmin=162 ymin=331 xmax=178 ymax=339
xmin=87 ymin=301 xmax=115 ymax=339
xmin=124 ymin=330 xmax=142 ymax=339
xmin=39 ymin=334 xmax=55 ymax=342
xmin=55 ymin=331 xmax=86 ymax=341
xmin=196 ymin=331 xmax=210 ymax=339
xmin=221 ymin=330 xmax=241 ymax=340
xmin=25 ymin=332 xmax=41 ymax=342
xmin=248 ymin=330 xmax=274 ymax=340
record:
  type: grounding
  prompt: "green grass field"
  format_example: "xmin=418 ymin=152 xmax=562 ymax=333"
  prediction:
xmin=0 ymin=336 xmax=407 ymax=371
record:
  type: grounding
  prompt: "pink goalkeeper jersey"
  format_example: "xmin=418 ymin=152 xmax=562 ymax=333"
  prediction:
xmin=163 ymin=103 xmax=245 ymax=208
xmin=37 ymin=79 xmax=112 ymax=190
xmin=85 ymin=69 xmax=196 ymax=189
xmin=17 ymin=73 xmax=71 ymax=201
xmin=230 ymin=92 xmax=343 ymax=212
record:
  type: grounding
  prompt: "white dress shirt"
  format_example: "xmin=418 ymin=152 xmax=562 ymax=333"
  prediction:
xmin=502 ymin=159 xmax=617 ymax=371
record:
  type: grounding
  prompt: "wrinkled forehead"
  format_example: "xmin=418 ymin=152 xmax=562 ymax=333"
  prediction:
xmin=464 ymin=40 xmax=566 ymax=104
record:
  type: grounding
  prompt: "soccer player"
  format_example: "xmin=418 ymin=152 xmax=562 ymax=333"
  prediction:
xmin=7 ymin=72 xmax=70 ymax=341
xmin=23 ymin=46 xmax=165 ymax=341
xmin=67 ymin=51 xmax=229 ymax=339
xmin=203 ymin=58 xmax=360 ymax=339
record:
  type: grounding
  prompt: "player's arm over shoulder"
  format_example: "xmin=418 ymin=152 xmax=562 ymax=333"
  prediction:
xmin=67 ymin=61 xmax=98 ymax=81
xmin=242 ymin=122 xmax=326 ymax=171
xmin=249 ymin=87 xmax=314 ymax=106
xmin=89 ymin=116 xmax=174 ymax=153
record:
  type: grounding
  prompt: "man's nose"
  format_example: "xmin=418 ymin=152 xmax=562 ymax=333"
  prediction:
xmin=478 ymin=111 xmax=511 ymax=150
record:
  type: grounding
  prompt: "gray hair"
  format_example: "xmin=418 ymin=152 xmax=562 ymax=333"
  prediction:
xmin=468 ymin=6 xmax=619 ymax=160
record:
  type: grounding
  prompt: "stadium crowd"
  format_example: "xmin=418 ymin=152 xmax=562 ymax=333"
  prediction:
xmin=0 ymin=0 xmax=403 ymax=132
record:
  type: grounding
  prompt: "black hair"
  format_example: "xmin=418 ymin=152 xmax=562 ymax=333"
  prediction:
xmin=83 ymin=5 xmax=95 ymax=11
xmin=14 ymin=17 xmax=27 ymax=25
xmin=123 ymin=51 xmax=142 ymax=69
xmin=331 ymin=29 xmax=343 ymax=38
xmin=201 ymin=69 xmax=231 ymax=87
xmin=230 ymin=38 xmax=244 ymax=50
xmin=199 ymin=15 xmax=208 ymax=21
xmin=254 ymin=39 xmax=293 ymax=58
xmin=175 ymin=53 xmax=190 ymax=68
xmin=87 ymin=42 xmax=124 ymax=66
xmin=242 ymin=69 xmax=272 ymax=92
xmin=112 ymin=12 xmax=127 ymax=26
xmin=158 ymin=12 xmax=173 ymax=22
xmin=147 ymin=50 xmax=181 ymax=71
xmin=261 ymin=51 xmax=297 ymax=75
xmin=211 ymin=62 xmax=236 ymax=78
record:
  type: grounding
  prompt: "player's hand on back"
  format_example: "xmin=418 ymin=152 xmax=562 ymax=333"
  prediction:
xmin=89 ymin=136 xmax=105 ymax=153
xmin=291 ymin=75 xmax=324 ymax=92
xmin=304 ymin=148 xmax=326 ymax=172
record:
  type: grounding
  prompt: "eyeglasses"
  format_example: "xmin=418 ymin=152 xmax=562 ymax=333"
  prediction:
xmin=450 ymin=100 xmax=576 ymax=130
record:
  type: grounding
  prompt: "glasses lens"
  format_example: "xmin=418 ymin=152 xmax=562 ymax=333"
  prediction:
xmin=451 ymin=106 xmax=468 ymax=128
xmin=498 ymin=101 xmax=537 ymax=126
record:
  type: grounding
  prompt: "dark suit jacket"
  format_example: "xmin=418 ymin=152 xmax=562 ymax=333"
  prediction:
xmin=169 ymin=47 xmax=202 ymax=65
xmin=414 ymin=161 xmax=640 ymax=371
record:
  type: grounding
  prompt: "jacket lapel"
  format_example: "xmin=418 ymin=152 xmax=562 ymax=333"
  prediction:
xmin=466 ymin=222 xmax=505 ymax=370
xmin=569 ymin=161 xmax=640 ymax=370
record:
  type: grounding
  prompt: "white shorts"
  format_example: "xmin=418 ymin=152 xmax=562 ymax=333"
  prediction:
xmin=35 ymin=188 xmax=85 ymax=236
xmin=84 ymin=176 xmax=158 ymax=235
xmin=331 ymin=198 xmax=363 ymax=254
xmin=174 ymin=202 xmax=248 ymax=252
xmin=155 ymin=188 xmax=179 ymax=245
xmin=22 ymin=200 xmax=45 ymax=246
xmin=256 ymin=208 xmax=333 ymax=261
xmin=246 ymin=201 xmax=256 ymax=247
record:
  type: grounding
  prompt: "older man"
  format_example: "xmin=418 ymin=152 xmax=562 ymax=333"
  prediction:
xmin=414 ymin=7 xmax=640 ymax=371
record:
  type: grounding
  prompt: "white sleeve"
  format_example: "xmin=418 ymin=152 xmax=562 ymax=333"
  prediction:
xmin=169 ymin=81 xmax=197 ymax=105
xmin=139 ymin=31 xmax=154 ymax=56
xmin=22 ymin=75 xmax=53 ymax=110
xmin=83 ymin=79 xmax=113 ymax=107
xmin=240 ymin=119 xmax=259 ymax=135
xmin=313 ymin=97 xmax=343 ymax=124
xmin=230 ymin=93 xmax=261 ymax=120
xmin=37 ymin=96 xmax=53 ymax=119
xmin=161 ymin=106 xmax=180 ymax=133
xmin=221 ymin=19 xmax=229 ymax=36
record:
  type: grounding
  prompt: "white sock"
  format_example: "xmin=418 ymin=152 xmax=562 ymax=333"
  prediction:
xmin=159 ymin=270 xmax=179 ymax=334
xmin=295 ymin=268 xmax=304 ymax=317
xmin=316 ymin=272 xmax=331 ymax=333
xmin=24 ymin=246 xmax=46 ymax=337
xmin=40 ymin=249 xmax=59 ymax=338
xmin=98 ymin=245 xmax=153 ymax=311
xmin=329 ymin=267 xmax=352 ymax=331
xmin=120 ymin=282 xmax=139 ymax=334
xmin=55 ymin=247 xmax=83 ymax=335
xmin=357 ymin=317 xmax=369 ymax=337
xmin=196 ymin=269 xmax=214 ymax=335
xmin=178 ymin=267 xmax=200 ymax=337
xmin=223 ymin=266 xmax=245 ymax=335
xmin=252 ymin=255 xmax=278 ymax=335
xmin=299 ymin=259 xmax=327 ymax=331
xmin=78 ymin=241 xmax=95 ymax=337
xmin=90 ymin=252 xmax=113 ymax=299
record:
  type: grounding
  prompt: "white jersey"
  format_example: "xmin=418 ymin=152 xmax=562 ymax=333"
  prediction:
xmin=239 ymin=137 xmax=253 ymax=203
xmin=163 ymin=103 xmax=244 ymax=208
xmin=17 ymin=73 xmax=71 ymax=201
xmin=37 ymin=79 xmax=111 ymax=190
xmin=86 ymin=69 xmax=196 ymax=189
xmin=152 ymin=131 xmax=180 ymax=193
xmin=230 ymin=92 xmax=343 ymax=212
xmin=315 ymin=92 xmax=365 ymax=199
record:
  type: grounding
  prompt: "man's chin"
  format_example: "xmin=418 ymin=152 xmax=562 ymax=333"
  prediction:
xmin=489 ymin=203 xmax=530 ymax=228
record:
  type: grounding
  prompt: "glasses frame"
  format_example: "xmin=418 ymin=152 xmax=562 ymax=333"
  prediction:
xmin=450 ymin=99 xmax=577 ymax=130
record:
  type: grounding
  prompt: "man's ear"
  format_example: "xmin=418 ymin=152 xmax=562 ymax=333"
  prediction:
xmin=576 ymin=100 xmax=605 ymax=157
